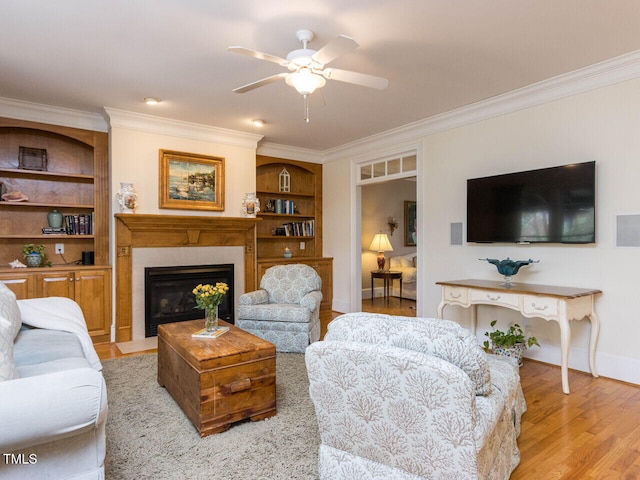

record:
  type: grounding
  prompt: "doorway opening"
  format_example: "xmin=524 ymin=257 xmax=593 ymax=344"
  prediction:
xmin=360 ymin=176 xmax=417 ymax=316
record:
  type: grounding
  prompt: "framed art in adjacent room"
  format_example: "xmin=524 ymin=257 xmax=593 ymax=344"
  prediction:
xmin=159 ymin=150 xmax=225 ymax=211
xmin=405 ymin=200 xmax=417 ymax=246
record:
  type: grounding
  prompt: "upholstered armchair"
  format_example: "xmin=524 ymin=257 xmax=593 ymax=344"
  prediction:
xmin=306 ymin=312 xmax=526 ymax=480
xmin=237 ymin=263 xmax=322 ymax=353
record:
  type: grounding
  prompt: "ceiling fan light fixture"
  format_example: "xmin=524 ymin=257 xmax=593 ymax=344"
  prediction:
xmin=286 ymin=68 xmax=326 ymax=95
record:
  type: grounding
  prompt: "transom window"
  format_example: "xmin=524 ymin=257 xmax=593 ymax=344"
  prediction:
xmin=358 ymin=152 xmax=417 ymax=184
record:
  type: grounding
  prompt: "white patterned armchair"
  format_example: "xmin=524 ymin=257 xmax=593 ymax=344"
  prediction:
xmin=237 ymin=264 xmax=322 ymax=353
xmin=305 ymin=312 xmax=526 ymax=480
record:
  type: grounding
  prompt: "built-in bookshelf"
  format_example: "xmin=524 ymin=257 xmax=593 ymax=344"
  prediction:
xmin=256 ymin=155 xmax=333 ymax=309
xmin=0 ymin=117 xmax=111 ymax=343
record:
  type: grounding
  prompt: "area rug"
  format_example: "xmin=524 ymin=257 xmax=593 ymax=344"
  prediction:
xmin=102 ymin=353 xmax=320 ymax=479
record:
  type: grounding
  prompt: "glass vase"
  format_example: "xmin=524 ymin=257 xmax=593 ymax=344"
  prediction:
xmin=204 ymin=306 xmax=219 ymax=332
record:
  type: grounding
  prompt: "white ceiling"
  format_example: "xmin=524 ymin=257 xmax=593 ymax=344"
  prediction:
xmin=3 ymin=1 xmax=640 ymax=151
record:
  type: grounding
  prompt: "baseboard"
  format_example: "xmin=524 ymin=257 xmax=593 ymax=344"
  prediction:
xmin=362 ymin=287 xmax=386 ymax=300
xmin=523 ymin=344 xmax=640 ymax=386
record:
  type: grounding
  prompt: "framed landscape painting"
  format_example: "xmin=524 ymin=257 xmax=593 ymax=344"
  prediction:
xmin=405 ymin=200 xmax=417 ymax=246
xmin=159 ymin=150 xmax=225 ymax=211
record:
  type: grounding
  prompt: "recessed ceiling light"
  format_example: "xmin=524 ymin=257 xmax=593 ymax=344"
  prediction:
xmin=144 ymin=97 xmax=160 ymax=105
xmin=251 ymin=119 xmax=265 ymax=127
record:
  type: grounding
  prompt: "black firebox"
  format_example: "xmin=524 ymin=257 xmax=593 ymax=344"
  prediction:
xmin=144 ymin=263 xmax=234 ymax=337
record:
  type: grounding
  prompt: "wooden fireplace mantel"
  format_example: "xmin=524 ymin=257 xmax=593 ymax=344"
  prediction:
xmin=115 ymin=213 xmax=260 ymax=342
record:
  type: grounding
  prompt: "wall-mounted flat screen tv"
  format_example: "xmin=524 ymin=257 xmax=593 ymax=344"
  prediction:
xmin=467 ymin=161 xmax=595 ymax=244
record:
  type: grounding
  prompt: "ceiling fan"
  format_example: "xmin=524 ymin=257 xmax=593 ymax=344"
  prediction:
xmin=228 ymin=29 xmax=389 ymax=122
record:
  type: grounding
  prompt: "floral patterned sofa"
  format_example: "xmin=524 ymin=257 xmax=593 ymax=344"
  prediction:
xmin=237 ymin=263 xmax=322 ymax=353
xmin=305 ymin=312 xmax=526 ymax=480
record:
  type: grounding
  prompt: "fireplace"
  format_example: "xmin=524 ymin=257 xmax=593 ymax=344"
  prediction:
xmin=145 ymin=263 xmax=234 ymax=337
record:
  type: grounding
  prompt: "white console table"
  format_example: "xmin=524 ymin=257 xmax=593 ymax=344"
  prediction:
xmin=436 ymin=279 xmax=601 ymax=394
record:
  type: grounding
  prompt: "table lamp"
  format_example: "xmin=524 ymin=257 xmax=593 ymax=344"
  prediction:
xmin=369 ymin=233 xmax=393 ymax=271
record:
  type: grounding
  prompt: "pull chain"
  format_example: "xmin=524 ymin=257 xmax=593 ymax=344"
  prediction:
xmin=303 ymin=94 xmax=311 ymax=123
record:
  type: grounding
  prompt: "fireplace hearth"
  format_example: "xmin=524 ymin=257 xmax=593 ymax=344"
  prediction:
xmin=145 ymin=263 xmax=234 ymax=337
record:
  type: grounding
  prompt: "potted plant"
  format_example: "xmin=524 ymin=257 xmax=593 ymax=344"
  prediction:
xmin=22 ymin=243 xmax=51 ymax=268
xmin=483 ymin=320 xmax=540 ymax=366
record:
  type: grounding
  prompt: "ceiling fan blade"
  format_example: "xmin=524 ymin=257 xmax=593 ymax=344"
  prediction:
xmin=323 ymin=68 xmax=389 ymax=90
xmin=232 ymin=73 xmax=288 ymax=93
xmin=312 ymin=35 xmax=359 ymax=65
xmin=227 ymin=46 xmax=289 ymax=66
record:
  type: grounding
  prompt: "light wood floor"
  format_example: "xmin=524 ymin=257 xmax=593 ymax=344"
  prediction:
xmin=96 ymin=305 xmax=640 ymax=479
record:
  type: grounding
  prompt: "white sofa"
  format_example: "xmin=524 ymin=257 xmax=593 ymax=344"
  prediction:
xmin=0 ymin=283 xmax=107 ymax=480
xmin=306 ymin=312 xmax=526 ymax=480
xmin=389 ymin=253 xmax=417 ymax=299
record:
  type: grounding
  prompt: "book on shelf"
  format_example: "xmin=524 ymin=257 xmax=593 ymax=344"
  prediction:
xmin=42 ymin=227 xmax=67 ymax=235
xmin=274 ymin=199 xmax=296 ymax=214
xmin=281 ymin=219 xmax=314 ymax=237
xmin=192 ymin=327 xmax=230 ymax=339
xmin=63 ymin=213 xmax=94 ymax=235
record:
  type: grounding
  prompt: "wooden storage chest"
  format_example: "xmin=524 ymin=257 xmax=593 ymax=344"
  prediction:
xmin=157 ymin=319 xmax=277 ymax=436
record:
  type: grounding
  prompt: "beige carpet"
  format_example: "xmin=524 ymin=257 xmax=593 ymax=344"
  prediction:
xmin=115 ymin=336 xmax=158 ymax=354
xmin=101 ymin=352 xmax=319 ymax=479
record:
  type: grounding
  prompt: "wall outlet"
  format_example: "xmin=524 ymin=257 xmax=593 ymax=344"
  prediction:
xmin=300 ymin=241 xmax=305 ymax=250
xmin=55 ymin=243 xmax=64 ymax=254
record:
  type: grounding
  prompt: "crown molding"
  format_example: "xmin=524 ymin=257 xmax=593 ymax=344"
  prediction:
xmin=0 ymin=96 xmax=108 ymax=132
xmin=324 ymin=49 xmax=640 ymax=162
xmin=103 ymin=108 xmax=263 ymax=149
xmin=257 ymin=141 xmax=324 ymax=163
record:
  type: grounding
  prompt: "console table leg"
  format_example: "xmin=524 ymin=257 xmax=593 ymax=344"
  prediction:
xmin=588 ymin=312 xmax=600 ymax=378
xmin=558 ymin=318 xmax=572 ymax=394
xmin=470 ymin=305 xmax=477 ymax=334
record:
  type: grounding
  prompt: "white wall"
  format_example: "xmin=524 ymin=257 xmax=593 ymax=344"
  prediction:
xmin=323 ymin=158 xmax=354 ymax=313
xmin=109 ymin=126 xmax=257 ymax=219
xmin=324 ymin=77 xmax=640 ymax=385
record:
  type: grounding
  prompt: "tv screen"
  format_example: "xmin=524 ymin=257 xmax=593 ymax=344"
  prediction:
xmin=467 ymin=161 xmax=595 ymax=244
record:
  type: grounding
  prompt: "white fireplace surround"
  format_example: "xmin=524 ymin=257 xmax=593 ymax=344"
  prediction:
xmin=131 ymin=247 xmax=244 ymax=340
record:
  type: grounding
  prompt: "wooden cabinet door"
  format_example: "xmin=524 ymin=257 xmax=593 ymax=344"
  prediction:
xmin=36 ymin=267 xmax=112 ymax=343
xmin=305 ymin=258 xmax=333 ymax=311
xmin=36 ymin=272 xmax=74 ymax=299
xmin=74 ymin=268 xmax=111 ymax=343
xmin=0 ymin=272 xmax=35 ymax=300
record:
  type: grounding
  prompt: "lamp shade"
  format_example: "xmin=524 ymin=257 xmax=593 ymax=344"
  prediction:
xmin=286 ymin=68 xmax=326 ymax=95
xmin=369 ymin=233 xmax=393 ymax=252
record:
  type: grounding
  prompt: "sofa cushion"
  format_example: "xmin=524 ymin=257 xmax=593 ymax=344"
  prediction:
xmin=0 ymin=283 xmax=22 ymax=382
xmin=237 ymin=303 xmax=313 ymax=323
xmin=14 ymin=328 xmax=85 ymax=367
xmin=261 ymin=264 xmax=322 ymax=304
xmin=17 ymin=357 xmax=93 ymax=378
xmin=389 ymin=253 xmax=416 ymax=268
xmin=326 ymin=312 xmax=492 ymax=395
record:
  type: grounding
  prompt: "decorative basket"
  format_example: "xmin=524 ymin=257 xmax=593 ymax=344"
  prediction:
xmin=18 ymin=146 xmax=48 ymax=171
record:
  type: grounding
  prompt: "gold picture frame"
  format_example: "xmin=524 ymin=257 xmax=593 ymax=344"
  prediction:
xmin=159 ymin=150 xmax=225 ymax=211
